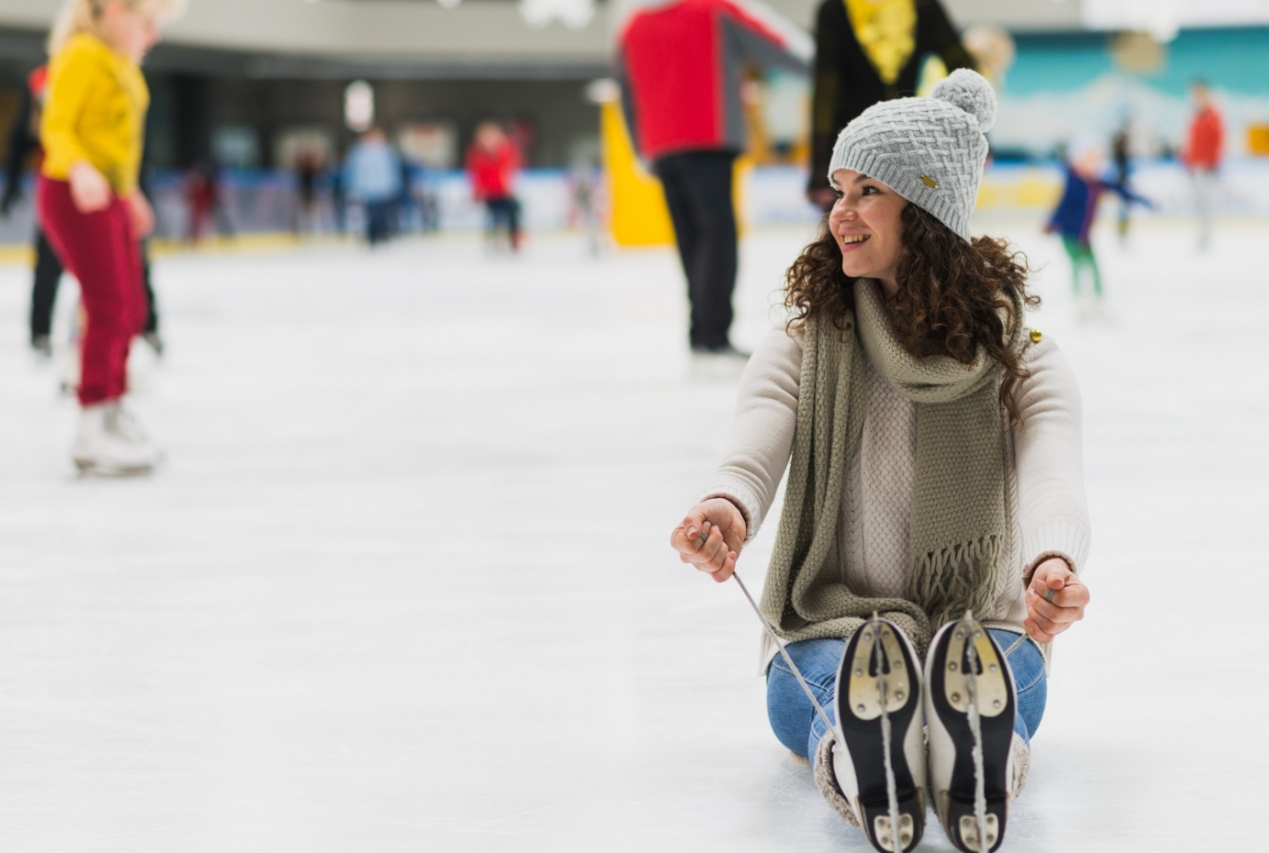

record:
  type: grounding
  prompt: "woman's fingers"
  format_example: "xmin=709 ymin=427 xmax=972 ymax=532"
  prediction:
xmin=673 ymin=521 xmax=727 ymax=572
xmin=711 ymin=550 xmax=739 ymax=583
xmin=670 ymin=514 xmax=707 ymax=554
xmin=671 ymin=502 xmax=746 ymax=584
xmin=1025 ymin=591 xmax=1083 ymax=625
xmin=1023 ymin=617 xmax=1056 ymax=644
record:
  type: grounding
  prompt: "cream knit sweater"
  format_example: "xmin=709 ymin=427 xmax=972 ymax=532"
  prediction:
xmin=701 ymin=325 xmax=1091 ymax=664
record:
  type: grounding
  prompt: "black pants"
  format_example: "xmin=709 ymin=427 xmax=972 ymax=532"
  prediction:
xmin=29 ymin=228 xmax=63 ymax=342
xmin=366 ymin=200 xmax=392 ymax=246
xmin=485 ymin=197 xmax=521 ymax=247
xmin=30 ymin=226 xmax=158 ymax=341
xmin=654 ymin=151 xmax=738 ymax=349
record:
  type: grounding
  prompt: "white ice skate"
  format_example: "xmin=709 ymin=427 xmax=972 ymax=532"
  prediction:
xmin=816 ymin=617 xmax=927 ymax=853
xmin=72 ymin=401 xmax=163 ymax=477
xmin=924 ymin=614 xmax=1019 ymax=853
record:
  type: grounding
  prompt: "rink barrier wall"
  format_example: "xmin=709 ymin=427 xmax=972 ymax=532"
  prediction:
xmin=2 ymin=159 xmax=1269 ymax=250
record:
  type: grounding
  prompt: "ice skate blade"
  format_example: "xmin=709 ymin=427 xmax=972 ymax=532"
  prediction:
xmin=927 ymin=618 xmax=1016 ymax=853
xmin=74 ymin=458 xmax=157 ymax=478
xmin=836 ymin=621 xmax=925 ymax=853
xmin=943 ymin=795 xmax=1005 ymax=853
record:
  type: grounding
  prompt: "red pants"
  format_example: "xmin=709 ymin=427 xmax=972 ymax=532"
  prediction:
xmin=37 ymin=177 xmax=146 ymax=406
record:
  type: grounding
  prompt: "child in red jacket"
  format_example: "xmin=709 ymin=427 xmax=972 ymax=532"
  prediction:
xmin=467 ymin=122 xmax=521 ymax=252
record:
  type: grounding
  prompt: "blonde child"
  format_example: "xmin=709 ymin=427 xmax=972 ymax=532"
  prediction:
xmin=38 ymin=0 xmax=185 ymax=475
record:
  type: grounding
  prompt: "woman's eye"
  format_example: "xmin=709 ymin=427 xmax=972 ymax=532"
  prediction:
xmin=861 ymin=185 xmax=879 ymax=196
xmin=832 ymin=189 xmax=844 ymax=200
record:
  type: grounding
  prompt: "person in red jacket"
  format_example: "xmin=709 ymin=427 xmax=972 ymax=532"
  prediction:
xmin=617 ymin=0 xmax=810 ymax=358
xmin=466 ymin=122 xmax=522 ymax=252
xmin=1181 ymin=78 xmax=1223 ymax=250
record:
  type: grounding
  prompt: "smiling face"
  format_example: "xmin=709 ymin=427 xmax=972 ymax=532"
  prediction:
xmin=828 ymin=169 xmax=909 ymax=295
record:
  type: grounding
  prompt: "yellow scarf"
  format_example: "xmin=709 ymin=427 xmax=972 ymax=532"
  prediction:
xmin=844 ymin=0 xmax=917 ymax=85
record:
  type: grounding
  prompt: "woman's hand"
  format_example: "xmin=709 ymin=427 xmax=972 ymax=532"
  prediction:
xmin=1024 ymin=557 xmax=1090 ymax=643
xmin=69 ymin=162 xmax=111 ymax=214
xmin=125 ymin=191 xmax=155 ymax=238
xmin=670 ymin=498 xmax=747 ymax=583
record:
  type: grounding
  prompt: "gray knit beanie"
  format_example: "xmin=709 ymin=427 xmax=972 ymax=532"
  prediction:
xmin=827 ymin=69 xmax=996 ymax=242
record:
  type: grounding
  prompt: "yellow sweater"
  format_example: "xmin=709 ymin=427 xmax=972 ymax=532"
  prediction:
xmin=41 ymin=33 xmax=149 ymax=195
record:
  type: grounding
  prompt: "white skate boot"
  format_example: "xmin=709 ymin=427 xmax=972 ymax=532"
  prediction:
xmin=72 ymin=401 xmax=163 ymax=476
xmin=814 ymin=617 xmax=927 ymax=853
xmin=924 ymin=614 xmax=1019 ymax=853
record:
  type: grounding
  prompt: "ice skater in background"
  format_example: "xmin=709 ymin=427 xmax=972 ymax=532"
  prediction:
xmin=466 ymin=122 xmax=522 ymax=253
xmin=1181 ymin=78 xmax=1223 ymax=251
xmin=1046 ymin=135 xmax=1150 ymax=320
xmin=38 ymin=0 xmax=185 ymax=475
xmin=616 ymin=0 xmax=811 ymax=361
xmin=344 ymin=126 xmax=403 ymax=248
xmin=3 ymin=62 xmax=162 ymax=359
xmin=1110 ymin=122 xmax=1133 ymax=245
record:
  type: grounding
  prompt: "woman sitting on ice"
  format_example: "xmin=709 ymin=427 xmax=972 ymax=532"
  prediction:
xmin=669 ymin=70 xmax=1091 ymax=853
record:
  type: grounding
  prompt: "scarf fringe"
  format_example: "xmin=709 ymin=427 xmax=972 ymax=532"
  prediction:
xmin=910 ymin=534 xmax=1004 ymax=623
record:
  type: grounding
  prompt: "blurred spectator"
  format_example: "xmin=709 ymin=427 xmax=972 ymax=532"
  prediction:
xmin=186 ymin=160 xmax=233 ymax=244
xmin=344 ymin=126 xmax=402 ymax=247
xmin=1111 ymin=122 xmax=1133 ymax=244
xmin=294 ymin=148 xmax=323 ymax=236
xmin=569 ymin=159 xmax=603 ymax=256
xmin=330 ymin=165 xmax=347 ymax=234
xmin=1046 ymin=136 xmax=1150 ymax=319
xmin=1181 ymin=79 xmax=1223 ymax=250
xmin=395 ymin=157 xmax=416 ymax=236
xmin=466 ymin=122 xmax=522 ymax=252
xmin=807 ymin=0 xmax=975 ymax=209
xmin=617 ymin=0 xmax=810 ymax=358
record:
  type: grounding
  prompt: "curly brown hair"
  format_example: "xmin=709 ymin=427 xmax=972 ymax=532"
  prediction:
xmin=784 ymin=204 xmax=1039 ymax=422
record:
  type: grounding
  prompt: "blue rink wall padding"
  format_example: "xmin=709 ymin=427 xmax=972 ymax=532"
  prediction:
xmin=3 ymin=159 xmax=1269 ymax=245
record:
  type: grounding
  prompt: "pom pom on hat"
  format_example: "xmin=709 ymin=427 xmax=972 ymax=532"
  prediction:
xmin=932 ymin=68 xmax=996 ymax=134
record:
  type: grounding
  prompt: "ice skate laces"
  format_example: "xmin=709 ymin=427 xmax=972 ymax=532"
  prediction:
xmin=871 ymin=614 xmax=905 ymax=853
xmin=733 ymin=572 xmax=908 ymax=851
xmin=731 ymin=571 xmax=842 ymax=748
xmin=961 ymin=612 xmax=990 ymax=853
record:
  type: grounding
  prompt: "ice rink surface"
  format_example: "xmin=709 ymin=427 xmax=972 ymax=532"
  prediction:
xmin=0 ymin=217 xmax=1265 ymax=852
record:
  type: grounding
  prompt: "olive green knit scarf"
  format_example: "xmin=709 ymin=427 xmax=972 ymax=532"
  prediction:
xmin=758 ymin=281 xmax=1022 ymax=654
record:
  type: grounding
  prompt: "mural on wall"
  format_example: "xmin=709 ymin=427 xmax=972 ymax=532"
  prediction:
xmin=993 ymin=27 xmax=1269 ymax=159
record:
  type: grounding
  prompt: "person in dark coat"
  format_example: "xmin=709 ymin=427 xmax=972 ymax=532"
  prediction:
xmin=807 ymin=0 xmax=974 ymax=208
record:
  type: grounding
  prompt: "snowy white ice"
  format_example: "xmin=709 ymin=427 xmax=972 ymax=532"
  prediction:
xmin=0 ymin=218 xmax=1265 ymax=851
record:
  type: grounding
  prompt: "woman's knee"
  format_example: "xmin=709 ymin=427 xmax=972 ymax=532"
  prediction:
xmin=765 ymin=639 xmax=844 ymax=757
xmin=766 ymin=665 xmax=813 ymax=756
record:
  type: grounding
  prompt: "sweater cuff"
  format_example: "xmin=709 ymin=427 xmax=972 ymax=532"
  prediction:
xmin=1020 ymin=517 xmax=1090 ymax=580
xmin=699 ymin=479 xmax=763 ymax=545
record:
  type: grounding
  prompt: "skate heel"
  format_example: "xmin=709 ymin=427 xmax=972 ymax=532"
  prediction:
xmin=946 ymin=795 xmax=1007 ymax=853
xmin=834 ymin=619 xmax=926 ymax=853
xmin=926 ymin=616 xmax=1017 ymax=853
xmin=858 ymin=790 xmax=925 ymax=853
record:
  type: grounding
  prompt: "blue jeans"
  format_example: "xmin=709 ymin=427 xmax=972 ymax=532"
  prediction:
xmin=767 ymin=630 xmax=1047 ymax=760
